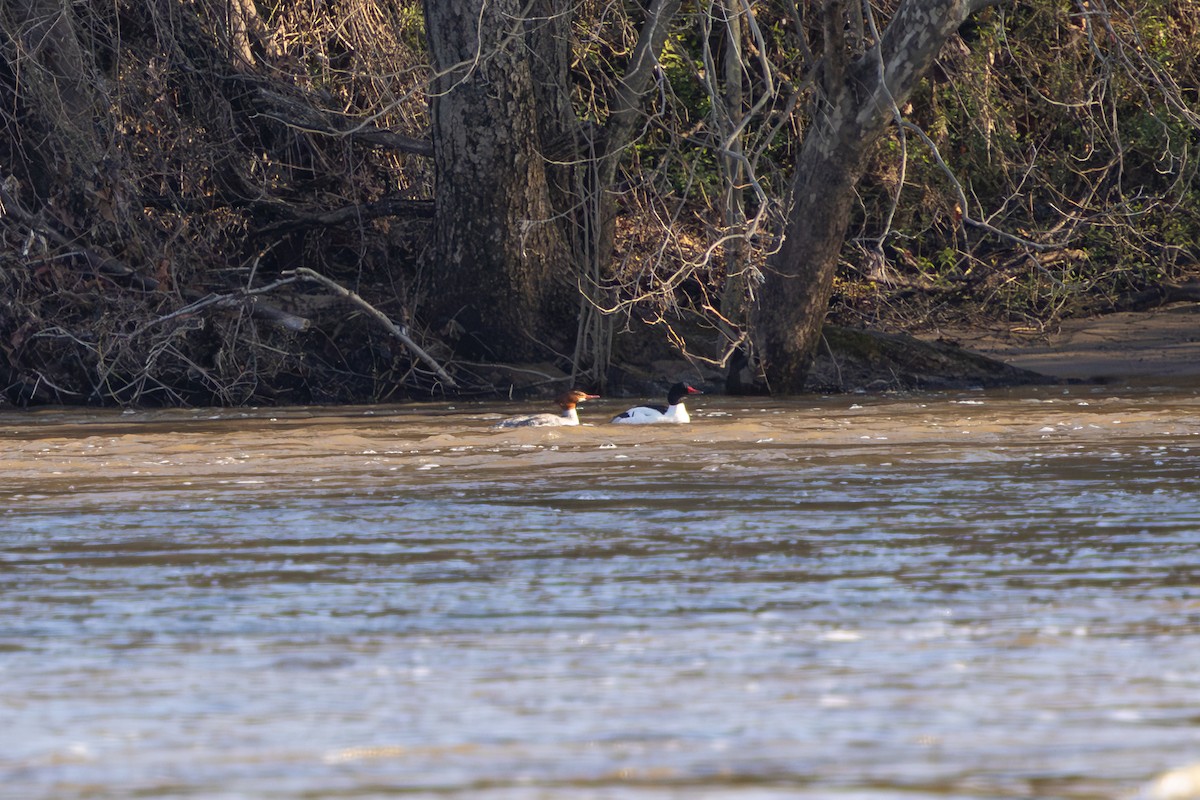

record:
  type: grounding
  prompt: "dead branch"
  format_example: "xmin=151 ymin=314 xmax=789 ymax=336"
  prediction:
xmin=254 ymin=87 xmax=433 ymax=156
xmin=256 ymin=196 xmax=433 ymax=237
xmin=602 ymin=0 xmax=684 ymax=169
xmin=287 ymin=267 xmax=458 ymax=389
xmin=0 ymin=180 xmax=162 ymax=290
xmin=242 ymin=299 xmax=311 ymax=332
xmin=2 ymin=178 xmax=312 ymax=332
xmin=896 ymin=120 xmax=1062 ymax=253
xmin=135 ymin=279 xmax=312 ymax=334
xmin=1090 ymin=279 xmax=1200 ymax=314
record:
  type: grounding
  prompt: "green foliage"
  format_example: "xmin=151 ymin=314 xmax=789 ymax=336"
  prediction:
xmin=639 ymin=31 xmax=722 ymax=197
xmin=836 ymin=0 xmax=1200 ymax=327
xmin=659 ymin=33 xmax=712 ymax=122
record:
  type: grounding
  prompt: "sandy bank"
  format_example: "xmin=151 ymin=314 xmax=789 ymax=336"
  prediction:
xmin=929 ymin=302 xmax=1200 ymax=384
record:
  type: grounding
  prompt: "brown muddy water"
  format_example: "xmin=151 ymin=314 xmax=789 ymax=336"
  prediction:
xmin=3 ymin=385 xmax=1200 ymax=800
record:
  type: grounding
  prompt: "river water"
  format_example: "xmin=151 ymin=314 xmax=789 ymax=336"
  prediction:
xmin=3 ymin=385 xmax=1200 ymax=799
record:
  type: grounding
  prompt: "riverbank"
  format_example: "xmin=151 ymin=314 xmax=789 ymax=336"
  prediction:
xmin=924 ymin=302 xmax=1200 ymax=385
xmin=611 ymin=302 xmax=1200 ymax=400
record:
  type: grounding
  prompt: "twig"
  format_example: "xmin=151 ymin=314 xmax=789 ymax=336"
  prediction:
xmin=287 ymin=267 xmax=458 ymax=389
xmin=256 ymin=197 xmax=434 ymax=237
xmin=895 ymin=120 xmax=1060 ymax=253
xmin=254 ymin=87 xmax=434 ymax=156
xmin=0 ymin=181 xmax=160 ymax=290
xmin=127 ymin=276 xmax=310 ymax=339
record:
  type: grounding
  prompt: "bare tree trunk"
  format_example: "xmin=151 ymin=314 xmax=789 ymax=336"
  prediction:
xmin=525 ymin=0 xmax=578 ymax=215
xmin=753 ymin=0 xmax=995 ymax=393
xmin=716 ymin=0 xmax=747 ymax=332
xmin=2 ymin=0 xmax=108 ymax=199
xmin=592 ymin=0 xmax=684 ymax=270
xmin=420 ymin=0 xmax=683 ymax=371
xmin=522 ymin=1 xmax=612 ymax=383
xmin=421 ymin=0 xmax=574 ymax=362
xmin=223 ymin=0 xmax=273 ymax=68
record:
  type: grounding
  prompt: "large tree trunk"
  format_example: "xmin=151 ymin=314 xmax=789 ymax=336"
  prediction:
xmin=420 ymin=0 xmax=683 ymax=374
xmin=753 ymin=0 xmax=993 ymax=393
xmin=421 ymin=0 xmax=574 ymax=362
xmin=1 ymin=0 xmax=109 ymax=203
xmin=753 ymin=106 xmax=867 ymax=393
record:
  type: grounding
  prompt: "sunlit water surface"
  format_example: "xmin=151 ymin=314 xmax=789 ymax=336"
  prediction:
xmin=3 ymin=386 xmax=1200 ymax=799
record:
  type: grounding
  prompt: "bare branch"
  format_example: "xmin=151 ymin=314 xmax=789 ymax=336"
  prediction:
xmin=254 ymin=87 xmax=433 ymax=156
xmin=287 ymin=267 xmax=458 ymax=389
xmin=603 ymin=0 xmax=685 ymax=162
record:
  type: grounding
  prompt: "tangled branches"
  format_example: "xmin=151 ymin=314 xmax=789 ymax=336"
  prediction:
xmin=0 ymin=0 xmax=441 ymax=406
xmin=2 ymin=1 xmax=1199 ymax=405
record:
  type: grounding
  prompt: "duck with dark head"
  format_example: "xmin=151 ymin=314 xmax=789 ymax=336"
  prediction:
xmin=610 ymin=382 xmax=703 ymax=424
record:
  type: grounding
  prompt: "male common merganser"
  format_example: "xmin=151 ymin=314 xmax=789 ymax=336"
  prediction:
xmin=610 ymin=382 xmax=703 ymax=424
xmin=493 ymin=390 xmax=599 ymax=428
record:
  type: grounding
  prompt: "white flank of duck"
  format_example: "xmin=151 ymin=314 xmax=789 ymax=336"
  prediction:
xmin=493 ymin=390 xmax=599 ymax=428
xmin=610 ymin=382 xmax=703 ymax=424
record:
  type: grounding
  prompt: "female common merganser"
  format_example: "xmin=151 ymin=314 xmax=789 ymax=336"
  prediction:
xmin=610 ymin=382 xmax=703 ymax=424
xmin=493 ymin=390 xmax=599 ymax=428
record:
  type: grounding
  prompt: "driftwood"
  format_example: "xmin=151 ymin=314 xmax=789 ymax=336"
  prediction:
xmin=166 ymin=282 xmax=311 ymax=334
xmin=287 ymin=267 xmax=457 ymax=389
xmin=241 ymin=298 xmax=311 ymax=332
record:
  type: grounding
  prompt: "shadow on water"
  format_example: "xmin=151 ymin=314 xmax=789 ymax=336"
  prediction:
xmin=3 ymin=385 xmax=1200 ymax=798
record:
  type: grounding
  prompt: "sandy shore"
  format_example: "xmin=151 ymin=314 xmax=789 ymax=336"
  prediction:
xmin=931 ymin=302 xmax=1200 ymax=384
